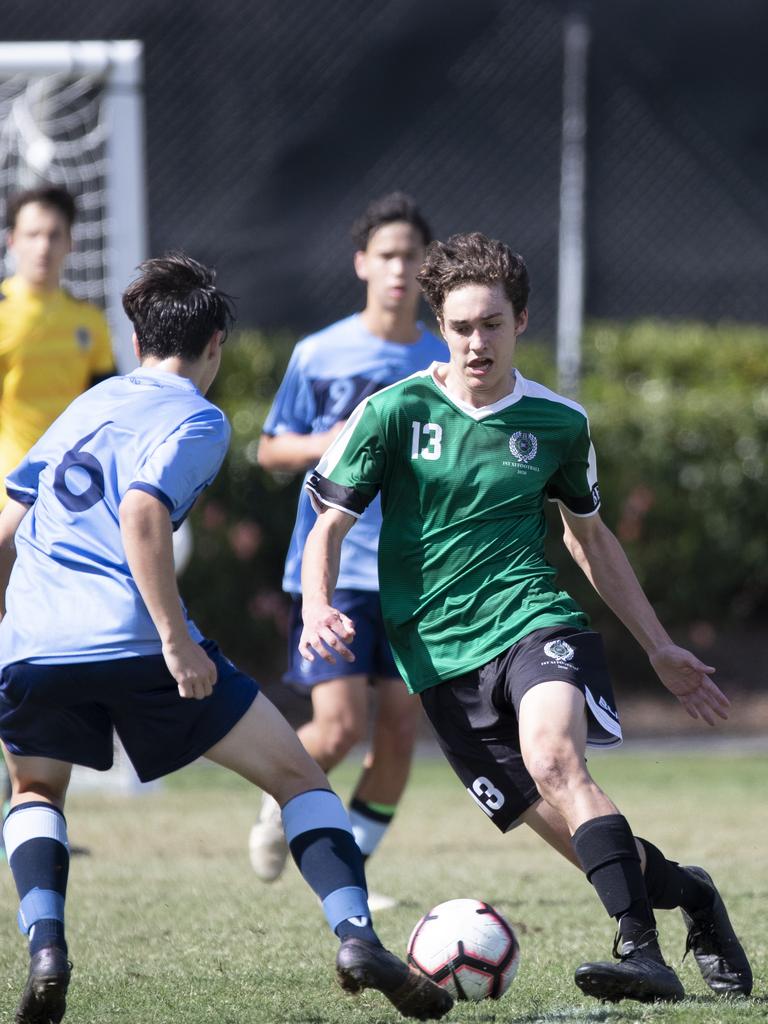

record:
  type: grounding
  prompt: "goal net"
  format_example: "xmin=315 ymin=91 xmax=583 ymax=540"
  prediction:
xmin=0 ymin=43 xmax=152 ymax=792
xmin=0 ymin=40 xmax=147 ymax=372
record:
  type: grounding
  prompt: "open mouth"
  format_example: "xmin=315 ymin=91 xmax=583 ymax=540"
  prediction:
xmin=468 ymin=358 xmax=492 ymax=374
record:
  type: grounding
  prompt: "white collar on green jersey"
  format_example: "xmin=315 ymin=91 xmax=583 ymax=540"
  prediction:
xmin=429 ymin=363 xmax=526 ymax=420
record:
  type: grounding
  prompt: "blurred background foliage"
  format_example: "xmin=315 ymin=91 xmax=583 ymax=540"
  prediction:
xmin=180 ymin=322 xmax=768 ymax=693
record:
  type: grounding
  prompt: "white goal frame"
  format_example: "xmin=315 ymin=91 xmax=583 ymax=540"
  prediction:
xmin=0 ymin=40 xmax=147 ymax=372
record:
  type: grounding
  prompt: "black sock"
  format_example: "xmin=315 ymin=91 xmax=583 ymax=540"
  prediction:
xmin=572 ymin=814 xmax=657 ymax=948
xmin=335 ymin=917 xmax=379 ymax=944
xmin=638 ymin=838 xmax=714 ymax=913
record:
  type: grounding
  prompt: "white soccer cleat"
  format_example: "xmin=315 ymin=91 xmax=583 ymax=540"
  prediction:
xmin=248 ymin=794 xmax=289 ymax=882
xmin=367 ymin=891 xmax=399 ymax=913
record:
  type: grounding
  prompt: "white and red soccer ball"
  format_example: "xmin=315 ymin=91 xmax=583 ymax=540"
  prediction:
xmin=407 ymin=898 xmax=521 ymax=1001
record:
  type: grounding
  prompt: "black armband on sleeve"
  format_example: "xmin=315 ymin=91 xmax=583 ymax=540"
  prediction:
xmin=306 ymin=471 xmax=372 ymax=517
xmin=547 ymin=481 xmax=601 ymax=515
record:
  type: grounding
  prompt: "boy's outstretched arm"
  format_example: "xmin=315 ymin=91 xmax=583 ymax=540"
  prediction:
xmin=560 ymin=505 xmax=729 ymax=725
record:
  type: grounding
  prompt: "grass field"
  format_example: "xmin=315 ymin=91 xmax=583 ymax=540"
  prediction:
xmin=0 ymin=748 xmax=764 ymax=1023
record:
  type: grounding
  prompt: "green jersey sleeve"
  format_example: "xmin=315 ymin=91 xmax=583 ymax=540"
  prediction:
xmin=306 ymin=397 xmax=386 ymax=518
xmin=545 ymin=415 xmax=601 ymax=515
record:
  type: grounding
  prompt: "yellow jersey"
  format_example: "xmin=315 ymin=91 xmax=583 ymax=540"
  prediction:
xmin=0 ymin=274 xmax=114 ymax=505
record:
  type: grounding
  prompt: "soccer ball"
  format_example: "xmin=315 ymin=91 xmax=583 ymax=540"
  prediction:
xmin=407 ymin=898 xmax=520 ymax=1001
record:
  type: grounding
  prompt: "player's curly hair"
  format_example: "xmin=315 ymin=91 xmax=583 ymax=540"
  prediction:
xmin=417 ymin=232 xmax=530 ymax=320
xmin=122 ymin=251 xmax=236 ymax=360
xmin=351 ymin=192 xmax=432 ymax=251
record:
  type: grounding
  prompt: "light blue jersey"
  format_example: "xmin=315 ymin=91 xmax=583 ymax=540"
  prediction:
xmin=0 ymin=367 xmax=230 ymax=665
xmin=264 ymin=314 xmax=445 ymax=593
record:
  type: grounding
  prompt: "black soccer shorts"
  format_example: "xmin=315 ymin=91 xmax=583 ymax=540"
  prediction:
xmin=419 ymin=625 xmax=622 ymax=832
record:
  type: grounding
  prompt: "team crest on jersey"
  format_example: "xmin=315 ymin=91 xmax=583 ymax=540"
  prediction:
xmin=75 ymin=326 xmax=92 ymax=351
xmin=543 ymin=639 xmax=575 ymax=662
xmin=508 ymin=431 xmax=538 ymax=463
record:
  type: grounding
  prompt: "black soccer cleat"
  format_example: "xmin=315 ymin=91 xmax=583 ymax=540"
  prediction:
xmin=680 ymin=865 xmax=753 ymax=997
xmin=575 ymin=931 xmax=685 ymax=1004
xmin=15 ymin=946 xmax=71 ymax=1024
xmin=336 ymin=937 xmax=454 ymax=1020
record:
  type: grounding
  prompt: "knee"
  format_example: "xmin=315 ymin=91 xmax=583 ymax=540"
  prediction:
xmin=315 ymin=717 xmax=366 ymax=762
xmin=525 ymin=749 xmax=584 ymax=801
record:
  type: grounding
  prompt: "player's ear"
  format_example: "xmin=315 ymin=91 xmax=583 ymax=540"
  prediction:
xmin=515 ymin=309 xmax=528 ymax=337
xmin=208 ymin=329 xmax=225 ymax=358
xmin=353 ymin=249 xmax=369 ymax=283
xmin=131 ymin=332 xmax=141 ymax=361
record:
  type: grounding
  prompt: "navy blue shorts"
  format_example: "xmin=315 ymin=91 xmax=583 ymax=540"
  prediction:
xmin=0 ymin=640 xmax=259 ymax=783
xmin=285 ymin=589 xmax=399 ymax=689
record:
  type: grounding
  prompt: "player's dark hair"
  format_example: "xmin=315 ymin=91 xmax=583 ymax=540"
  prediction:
xmin=6 ymin=184 xmax=78 ymax=231
xmin=351 ymin=191 xmax=432 ymax=251
xmin=122 ymin=252 xmax=236 ymax=360
xmin=417 ymin=232 xmax=530 ymax=320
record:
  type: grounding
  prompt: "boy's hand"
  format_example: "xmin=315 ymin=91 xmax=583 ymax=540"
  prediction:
xmin=649 ymin=644 xmax=729 ymax=725
xmin=163 ymin=637 xmax=218 ymax=699
xmin=299 ymin=604 xmax=356 ymax=664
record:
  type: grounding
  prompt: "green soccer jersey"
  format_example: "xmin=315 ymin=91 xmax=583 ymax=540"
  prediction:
xmin=307 ymin=364 xmax=600 ymax=694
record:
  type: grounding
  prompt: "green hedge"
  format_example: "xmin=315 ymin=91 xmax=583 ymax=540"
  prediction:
xmin=180 ymin=321 xmax=768 ymax=682
xmin=584 ymin=321 xmax=768 ymax=625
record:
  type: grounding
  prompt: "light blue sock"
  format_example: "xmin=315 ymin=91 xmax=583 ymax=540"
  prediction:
xmin=283 ymin=789 xmax=379 ymax=945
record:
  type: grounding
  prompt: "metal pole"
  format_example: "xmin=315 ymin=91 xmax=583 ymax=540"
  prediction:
xmin=556 ymin=7 xmax=590 ymax=398
xmin=103 ymin=41 xmax=147 ymax=373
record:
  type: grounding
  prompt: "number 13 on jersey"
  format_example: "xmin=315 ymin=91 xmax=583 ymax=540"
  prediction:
xmin=411 ymin=421 xmax=443 ymax=461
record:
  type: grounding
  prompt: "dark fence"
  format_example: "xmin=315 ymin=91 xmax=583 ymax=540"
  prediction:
xmin=4 ymin=0 xmax=767 ymax=334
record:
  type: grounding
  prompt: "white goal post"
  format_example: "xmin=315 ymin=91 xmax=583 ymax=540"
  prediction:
xmin=0 ymin=42 xmax=154 ymax=793
xmin=0 ymin=40 xmax=147 ymax=372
